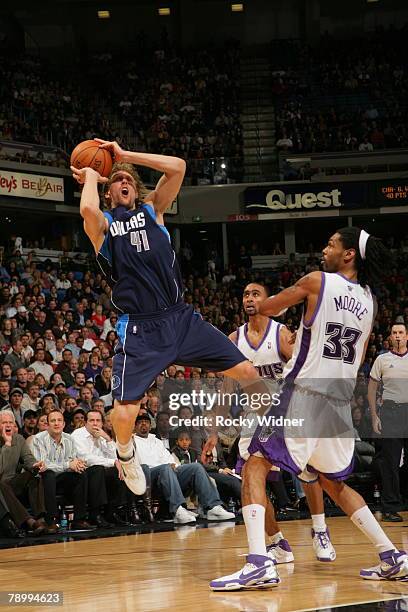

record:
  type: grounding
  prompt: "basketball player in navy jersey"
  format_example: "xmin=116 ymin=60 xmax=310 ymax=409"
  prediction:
xmin=211 ymin=228 xmax=408 ymax=590
xmin=71 ymin=140 xmax=269 ymax=518
xmin=233 ymin=282 xmax=336 ymax=564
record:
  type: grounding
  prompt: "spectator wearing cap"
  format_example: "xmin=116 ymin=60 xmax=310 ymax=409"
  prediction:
xmin=0 ymin=410 xmax=47 ymax=535
xmin=0 ymin=380 xmax=10 ymax=410
xmin=21 ymin=410 xmax=38 ymax=439
xmin=133 ymin=414 xmax=235 ymax=524
xmin=3 ymin=339 xmax=25 ymax=374
xmin=30 ymin=349 xmax=54 ymax=383
xmin=21 ymin=382 xmax=41 ymax=414
xmin=2 ymin=388 xmax=25 ymax=430
xmin=53 ymin=381 xmax=67 ymax=406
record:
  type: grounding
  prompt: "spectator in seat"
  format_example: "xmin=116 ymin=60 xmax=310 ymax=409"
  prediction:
xmin=32 ymin=410 xmax=106 ymax=531
xmin=67 ymin=371 xmax=86 ymax=399
xmin=95 ymin=367 xmax=112 ymax=397
xmin=77 ymin=386 xmax=93 ymax=412
xmin=21 ymin=382 xmax=40 ymax=413
xmin=39 ymin=393 xmax=57 ymax=415
xmin=3 ymin=339 xmax=25 ymax=374
xmin=55 ymin=349 xmax=73 ymax=380
xmin=30 ymin=349 xmax=54 ymax=383
xmin=0 ymin=410 xmax=47 ymax=535
xmin=0 ymin=380 xmax=10 ymax=409
xmin=84 ymin=353 xmax=102 ymax=382
xmin=15 ymin=368 xmax=29 ymax=392
xmin=133 ymin=414 xmax=234 ymax=524
xmin=3 ymin=388 xmax=26 ymax=430
xmin=21 ymin=410 xmax=38 ymax=439
xmin=71 ymin=410 xmax=129 ymax=525
xmin=155 ymin=411 xmax=172 ymax=450
xmin=199 ymin=431 xmax=241 ymax=505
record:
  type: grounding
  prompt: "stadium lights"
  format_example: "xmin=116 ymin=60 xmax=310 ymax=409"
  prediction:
xmin=97 ymin=10 xmax=110 ymax=18
xmin=158 ymin=7 xmax=171 ymax=15
xmin=231 ymin=3 xmax=244 ymax=12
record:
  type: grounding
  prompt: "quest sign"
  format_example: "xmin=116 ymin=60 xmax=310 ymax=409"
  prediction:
xmin=244 ymin=182 xmax=368 ymax=215
xmin=0 ymin=170 xmax=64 ymax=202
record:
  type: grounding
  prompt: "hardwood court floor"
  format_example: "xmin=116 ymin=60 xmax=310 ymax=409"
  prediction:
xmin=1 ymin=513 xmax=407 ymax=612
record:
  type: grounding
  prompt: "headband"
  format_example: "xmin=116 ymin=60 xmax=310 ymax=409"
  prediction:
xmin=359 ymin=230 xmax=370 ymax=260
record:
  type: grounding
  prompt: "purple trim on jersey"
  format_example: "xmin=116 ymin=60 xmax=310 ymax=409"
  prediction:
xmin=285 ymin=327 xmax=312 ymax=383
xmin=390 ymin=350 xmax=408 ymax=358
xmin=244 ymin=319 xmax=272 ymax=351
xmin=248 ymin=383 xmax=302 ymax=475
xmin=235 ymin=327 xmax=240 ymax=346
xmin=335 ymin=272 xmax=359 ymax=285
xmin=303 ymin=272 xmax=325 ymax=328
xmin=320 ymin=456 xmax=355 ymax=481
xmin=276 ymin=323 xmax=285 ymax=362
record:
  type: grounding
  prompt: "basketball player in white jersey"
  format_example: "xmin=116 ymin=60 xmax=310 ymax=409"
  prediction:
xmin=233 ymin=282 xmax=336 ymax=565
xmin=211 ymin=227 xmax=408 ymax=590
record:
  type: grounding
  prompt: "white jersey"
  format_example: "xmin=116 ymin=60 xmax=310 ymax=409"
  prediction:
xmin=283 ymin=272 xmax=374 ymax=399
xmin=236 ymin=319 xmax=284 ymax=382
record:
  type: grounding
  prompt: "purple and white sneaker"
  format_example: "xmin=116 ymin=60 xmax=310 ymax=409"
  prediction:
xmin=360 ymin=550 xmax=408 ymax=581
xmin=312 ymin=528 xmax=336 ymax=562
xmin=210 ymin=554 xmax=280 ymax=591
xmin=267 ymin=538 xmax=295 ymax=564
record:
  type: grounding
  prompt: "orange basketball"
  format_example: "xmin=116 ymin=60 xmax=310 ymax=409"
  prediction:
xmin=70 ymin=139 xmax=113 ymax=178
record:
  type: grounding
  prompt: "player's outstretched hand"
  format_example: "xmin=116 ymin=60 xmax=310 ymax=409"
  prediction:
xmin=94 ymin=138 xmax=125 ymax=162
xmin=70 ymin=166 xmax=108 ymax=185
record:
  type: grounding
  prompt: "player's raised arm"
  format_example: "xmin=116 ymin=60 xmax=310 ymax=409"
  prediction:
xmin=259 ymin=271 xmax=322 ymax=317
xmin=95 ymin=139 xmax=186 ymax=218
xmin=71 ymin=166 xmax=108 ymax=253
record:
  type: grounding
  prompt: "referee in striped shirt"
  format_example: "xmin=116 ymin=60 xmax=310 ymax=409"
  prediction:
xmin=368 ymin=322 xmax=408 ymax=522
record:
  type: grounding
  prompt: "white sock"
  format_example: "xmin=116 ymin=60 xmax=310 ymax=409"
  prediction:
xmin=243 ymin=504 xmax=267 ymax=556
xmin=267 ymin=531 xmax=284 ymax=545
xmin=312 ymin=514 xmax=327 ymax=532
xmin=116 ymin=439 xmax=133 ymax=460
xmin=351 ymin=506 xmax=396 ymax=555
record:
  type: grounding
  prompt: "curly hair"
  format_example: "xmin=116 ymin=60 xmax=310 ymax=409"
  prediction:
xmin=336 ymin=226 xmax=393 ymax=290
xmin=103 ymin=162 xmax=149 ymax=209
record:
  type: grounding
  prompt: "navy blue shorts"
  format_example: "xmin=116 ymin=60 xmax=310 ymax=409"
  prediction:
xmin=112 ymin=303 xmax=246 ymax=402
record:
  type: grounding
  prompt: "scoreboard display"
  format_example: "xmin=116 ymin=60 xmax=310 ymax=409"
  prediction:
xmin=376 ymin=181 xmax=408 ymax=204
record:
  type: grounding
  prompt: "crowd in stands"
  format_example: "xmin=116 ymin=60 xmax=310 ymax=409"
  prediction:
xmin=0 ymin=40 xmax=243 ymax=183
xmin=0 ymin=230 xmax=406 ymax=537
xmin=273 ymin=26 xmax=408 ymax=156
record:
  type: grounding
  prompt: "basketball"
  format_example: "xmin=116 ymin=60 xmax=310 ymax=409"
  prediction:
xmin=70 ymin=139 xmax=113 ymax=178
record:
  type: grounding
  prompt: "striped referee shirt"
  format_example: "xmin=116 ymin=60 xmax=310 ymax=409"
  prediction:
xmin=370 ymin=350 xmax=408 ymax=403
xmin=31 ymin=430 xmax=79 ymax=473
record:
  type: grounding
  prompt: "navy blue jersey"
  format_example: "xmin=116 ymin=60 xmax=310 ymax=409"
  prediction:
xmin=97 ymin=203 xmax=183 ymax=315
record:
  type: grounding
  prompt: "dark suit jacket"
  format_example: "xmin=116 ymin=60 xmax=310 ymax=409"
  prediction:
xmin=0 ymin=433 xmax=37 ymax=481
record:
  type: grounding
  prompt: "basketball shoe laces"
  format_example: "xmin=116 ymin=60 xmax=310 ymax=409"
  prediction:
xmin=316 ymin=531 xmax=329 ymax=549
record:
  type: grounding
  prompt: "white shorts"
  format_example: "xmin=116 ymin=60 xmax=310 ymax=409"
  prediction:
xmin=249 ymin=384 xmax=356 ymax=482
